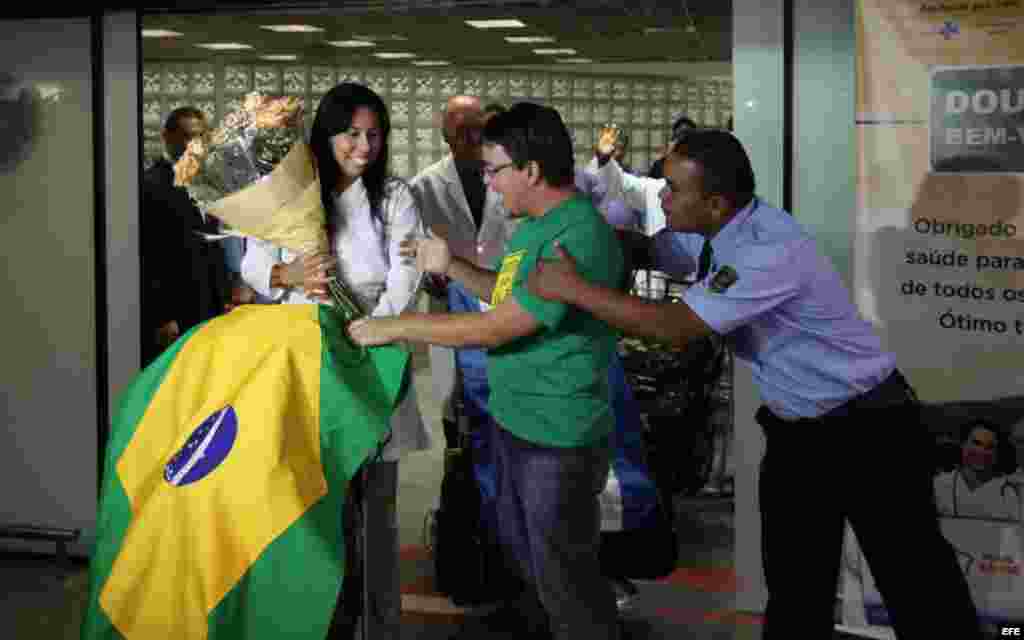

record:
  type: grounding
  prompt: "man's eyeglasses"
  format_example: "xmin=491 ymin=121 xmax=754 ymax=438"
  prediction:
xmin=483 ymin=162 xmax=516 ymax=179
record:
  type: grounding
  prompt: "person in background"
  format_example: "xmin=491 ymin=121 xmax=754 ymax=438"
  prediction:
xmin=526 ymin=128 xmax=982 ymax=639
xmin=241 ymin=82 xmax=432 ymax=640
xmin=647 ymin=115 xmax=697 ymax=180
xmin=585 ymin=122 xmax=698 ymax=238
xmin=411 ymin=95 xmax=518 ymax=444
xmin=140 ymin=106 xmax=229 ymax=366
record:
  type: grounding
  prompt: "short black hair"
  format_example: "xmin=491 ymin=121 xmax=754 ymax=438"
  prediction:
xmin=482 ymin=101 xmax=574 ymax=188
xmin=671 ymin=115 xmax=698 ymax=139
xmin=670 ymin=128 xmax=755 ymax=210
xmin=163 ymin=106 xmax=205 ymax=133
xmin=959 ymin=419 xmax=1018 ymax=476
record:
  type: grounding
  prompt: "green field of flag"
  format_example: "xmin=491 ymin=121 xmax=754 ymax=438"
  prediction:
xmin=81 ymin=304 xmax=408 ymax=639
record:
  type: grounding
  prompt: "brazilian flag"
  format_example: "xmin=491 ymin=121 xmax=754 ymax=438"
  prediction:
xmin=81 ymin=304 xmax=408 ymax=639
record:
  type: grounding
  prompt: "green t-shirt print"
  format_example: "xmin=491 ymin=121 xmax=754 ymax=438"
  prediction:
xmin=486 ymin=194 xmax=625 ymax=448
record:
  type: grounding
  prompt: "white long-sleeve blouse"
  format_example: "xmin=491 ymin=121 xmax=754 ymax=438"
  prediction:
xmin=243 ymin=177 xmax=424 ymax=315
xmin=241 ymin=176 xmax=432 ymax=461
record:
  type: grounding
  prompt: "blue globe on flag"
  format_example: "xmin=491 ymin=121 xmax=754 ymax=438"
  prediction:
xmin=164 ymin=406 xmax=238 ymax=487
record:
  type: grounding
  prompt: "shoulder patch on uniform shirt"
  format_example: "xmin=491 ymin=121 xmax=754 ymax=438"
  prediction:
xmin=708 ymin=265 xmax=739 ymax=293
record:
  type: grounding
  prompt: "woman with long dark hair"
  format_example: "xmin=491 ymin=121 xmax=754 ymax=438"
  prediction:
xmin=241 ymin=82 xmax=431 ymax=639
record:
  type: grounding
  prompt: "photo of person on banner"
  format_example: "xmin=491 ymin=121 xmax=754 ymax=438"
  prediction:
xmin=841 ymin=402 xmax=1024 ymax=634
xmin=934 ymin=419 xmax=1022 ymax=523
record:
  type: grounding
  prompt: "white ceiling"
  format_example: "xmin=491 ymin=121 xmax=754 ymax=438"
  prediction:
xmin=140 ymin=2 xmax=733 ymax=67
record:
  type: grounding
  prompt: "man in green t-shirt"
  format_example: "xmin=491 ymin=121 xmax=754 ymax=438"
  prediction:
xmin=348 ymin=102 xmax=624 ymax=640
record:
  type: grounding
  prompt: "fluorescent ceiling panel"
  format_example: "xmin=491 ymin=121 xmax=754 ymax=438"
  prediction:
xmin=260 ymin=25 xmax=324 ymax=33
xmin=327 ymin=40 xmax=376 ymax=48
xmin=196 ymin=43 xmax=254 ymax=50
xmin=465 ymin=19 xmax=527 ymax=29
xmin=142 ymin=29 xmax=184 ymax=38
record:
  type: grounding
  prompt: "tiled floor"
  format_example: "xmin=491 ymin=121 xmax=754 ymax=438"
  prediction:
xmin=2 ymin=499 xmax=755 ymax=640
xmin=395 ymin=490 xmax=760 ymax=640
xmin=1 ymin=351 xmax=787 ymax=639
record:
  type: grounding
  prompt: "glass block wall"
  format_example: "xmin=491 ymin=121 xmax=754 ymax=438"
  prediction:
xmin=142 ymin=62 xmax=732 ymax=177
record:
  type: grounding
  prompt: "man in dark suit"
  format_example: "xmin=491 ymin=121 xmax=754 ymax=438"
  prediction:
xmin=140 ymin=106 xmax=229 ymax=366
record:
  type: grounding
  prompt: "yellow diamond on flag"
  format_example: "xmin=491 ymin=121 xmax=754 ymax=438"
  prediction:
xmin=101 ymin=305 xmax=326 ymax=638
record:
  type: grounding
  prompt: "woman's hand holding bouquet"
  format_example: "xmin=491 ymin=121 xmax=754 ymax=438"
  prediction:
xmin=171 ymin=91 xmax=365 ymax=326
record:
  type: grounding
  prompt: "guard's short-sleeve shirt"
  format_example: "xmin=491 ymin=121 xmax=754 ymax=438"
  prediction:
xmin=656 ymin=199 xmax=897 ymax=420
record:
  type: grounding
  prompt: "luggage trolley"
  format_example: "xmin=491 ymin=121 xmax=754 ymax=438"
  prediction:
xmin=620 ymin=268 xmax=733 ymax=499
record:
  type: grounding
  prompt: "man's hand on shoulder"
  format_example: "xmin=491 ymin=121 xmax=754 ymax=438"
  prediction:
xmin=527 ymin=241 xmax=583 ymax=305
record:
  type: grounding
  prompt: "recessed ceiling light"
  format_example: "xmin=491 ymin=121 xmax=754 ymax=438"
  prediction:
xmin=260 ymin=25 xmax=324 ymax=33
xmin=196 ymin=43 xmax=254 ymax=51
xmin=413 ymin=60 xmax=451 ymax=66
xmin=352 ymin=33 xmax=408 ymax=41
xmin=556 ymin=58 xmax=594 ymax=64
xmin=373 ymin=52 xmax=417 ymax=59
xmin=260 ymin=55 xmax=299 ymax=61
xmin=142 ymin=29 xmax=184 ymax=38
xmin=327 ymin=40 xmax=376 ymax=48
xmin=465 ymin=19 xmax=527 ymax=29
xmin=505 ymin=36 xmax=555 ymax=43
xmin=533 ymin=48 xmax=577 ymax=55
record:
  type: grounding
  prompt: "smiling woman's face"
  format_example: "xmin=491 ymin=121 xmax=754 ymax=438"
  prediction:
xmin=330 ymin=106 xmax=383 ymax=182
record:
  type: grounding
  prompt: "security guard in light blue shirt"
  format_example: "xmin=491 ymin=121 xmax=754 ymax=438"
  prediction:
xmin=651 ymin=197 xmax=898 ymax=421
xmin=527 ymin=129 xmax=982 ymax=639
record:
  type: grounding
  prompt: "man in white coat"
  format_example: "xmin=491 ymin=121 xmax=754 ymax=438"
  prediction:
xmin=411 ymin=96 xmax=517 ymax=435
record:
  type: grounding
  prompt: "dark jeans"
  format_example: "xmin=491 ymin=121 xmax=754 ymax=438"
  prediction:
xmin=493 ymin=426 xmax=619 ymax=640
xmin=757 ymin=370 xmax=981 ymax=638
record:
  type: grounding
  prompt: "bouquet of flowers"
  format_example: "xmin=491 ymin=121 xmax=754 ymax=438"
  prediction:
xmin=173 ymin=91 xmax=364 ymax=323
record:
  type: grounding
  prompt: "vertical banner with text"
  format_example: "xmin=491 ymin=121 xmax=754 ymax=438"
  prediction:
xmin=849 ymin=2 xmax=1024 ymax=637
